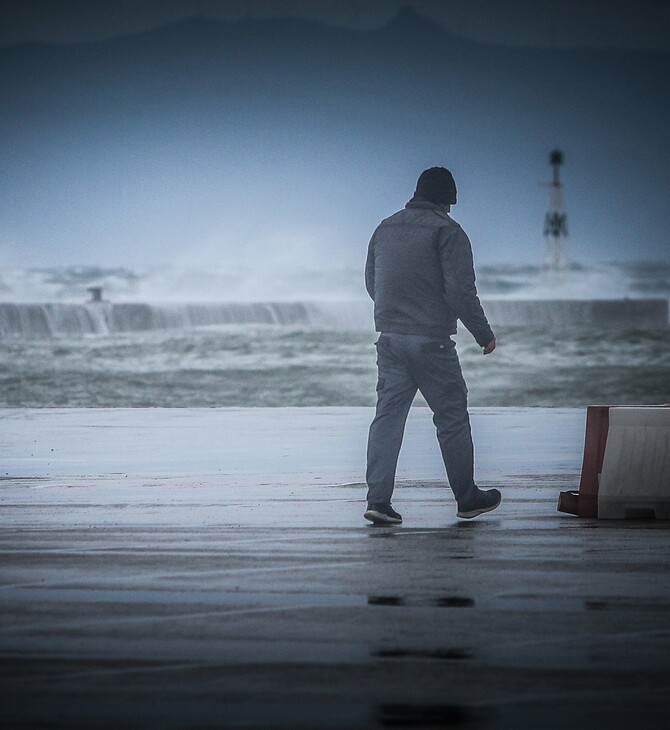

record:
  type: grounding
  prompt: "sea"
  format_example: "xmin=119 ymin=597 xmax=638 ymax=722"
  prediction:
xmin=0 ymin=261 xmax=668 ymax=408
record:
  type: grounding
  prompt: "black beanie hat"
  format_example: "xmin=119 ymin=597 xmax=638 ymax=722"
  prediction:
xmin=414 ymin=167 xmax=457 ymax=205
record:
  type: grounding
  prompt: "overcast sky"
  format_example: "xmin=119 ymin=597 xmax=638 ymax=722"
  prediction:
xmin=1 ymin=0 xmax=668 ymax=273
xmin=2 ymin=0 xmax=669 ymax=51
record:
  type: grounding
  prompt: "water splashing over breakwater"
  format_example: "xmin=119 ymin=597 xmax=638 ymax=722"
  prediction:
xmin=0 ymin=301 xmax=371 ymax=337
xmin=0 ymin=299 xmax=666 ymax=338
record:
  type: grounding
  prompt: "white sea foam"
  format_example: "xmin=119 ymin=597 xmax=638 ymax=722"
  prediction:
xmin=0 ymin=264 xmax=365 ymax=303
xmin=476 ymin=261 xmax=670 ymax=301
xmin=0 ymin=261 xmax=668 ymax=304
xmin=1 ymin=322 xmax=667 ymax=408
xmin=0 ymin=261 xmax=668 ymax=408
xmin=0 ymin=301 xmax=375 ymax=337
xmin=0 ymin=261 xmax=667 ymax=338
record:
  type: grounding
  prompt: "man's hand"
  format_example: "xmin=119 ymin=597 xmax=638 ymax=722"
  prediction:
xmin=483 ymin=337 xmax=496 ymax=355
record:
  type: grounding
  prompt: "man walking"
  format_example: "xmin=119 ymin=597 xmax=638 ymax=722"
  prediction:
xmin=364 ymin=166 xmax=501 ymax=525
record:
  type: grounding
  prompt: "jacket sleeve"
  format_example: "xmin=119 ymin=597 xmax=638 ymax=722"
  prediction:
xmin=365 ymin=232 xmax=376 ymax=301
xmin=438 ymin=226 xmax=494 ymax=347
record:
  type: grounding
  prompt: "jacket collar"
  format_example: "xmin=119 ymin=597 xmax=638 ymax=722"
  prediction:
xmin=405 ymin=197 xmax=436 ymax=210
xmin=405 ymin=197 xmax=451 ymax=220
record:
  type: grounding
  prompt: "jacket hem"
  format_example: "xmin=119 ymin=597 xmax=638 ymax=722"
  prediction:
xmin=375 ymin=322 xmax=457 ymax=338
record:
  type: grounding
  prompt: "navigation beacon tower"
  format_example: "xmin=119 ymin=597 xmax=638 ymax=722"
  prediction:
xmin=543 ymin=149 xmax=569 ymax=282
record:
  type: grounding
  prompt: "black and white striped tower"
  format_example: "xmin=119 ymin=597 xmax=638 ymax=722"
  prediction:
xmin=543 ymin=149 xmax=568 ymax=282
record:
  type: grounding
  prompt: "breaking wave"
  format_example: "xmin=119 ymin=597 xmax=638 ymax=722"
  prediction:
xmin=0 ymin=261 xmax=668 ymax=338
xmin=0 ymin=301 xmax=373 ymax=338
xmin=0 ymin=261 xmax=669 ymax=303
xmin=0 ymin=298 xmax=668 ymax=338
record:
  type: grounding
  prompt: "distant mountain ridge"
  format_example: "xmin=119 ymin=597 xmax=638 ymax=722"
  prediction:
xmin=0 ymin=7 xmax=668 ymax=266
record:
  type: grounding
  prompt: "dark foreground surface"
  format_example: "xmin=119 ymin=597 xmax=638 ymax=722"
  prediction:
xmin=1 ymin=408 xmax=669 ymax=728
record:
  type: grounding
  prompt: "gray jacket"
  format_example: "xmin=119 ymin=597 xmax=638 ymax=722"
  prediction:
xmin=365 ymin=199 xmax=494 ymax=347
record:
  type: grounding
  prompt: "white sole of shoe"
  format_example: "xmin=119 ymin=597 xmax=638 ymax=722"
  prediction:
xmin=364 ymin=509 xmax=402 ymax=525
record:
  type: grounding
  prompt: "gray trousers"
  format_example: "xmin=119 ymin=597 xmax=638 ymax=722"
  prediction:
xmin=366 ymin=332 xmax=479 ymax=508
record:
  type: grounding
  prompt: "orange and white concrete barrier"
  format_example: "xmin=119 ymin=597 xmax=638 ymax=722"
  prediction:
xmin=558 ymin=404 xmax=670 ymax=518
xmin=598 ymin=407 xmax=670 ymax=519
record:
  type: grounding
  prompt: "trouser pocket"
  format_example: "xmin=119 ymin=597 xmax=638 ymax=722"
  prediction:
xmin=420 ymin=340 xmax=453 ymax=354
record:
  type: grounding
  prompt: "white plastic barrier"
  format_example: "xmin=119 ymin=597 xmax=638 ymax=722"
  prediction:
xmin=598 ymin=407 xmax=670 ymax=519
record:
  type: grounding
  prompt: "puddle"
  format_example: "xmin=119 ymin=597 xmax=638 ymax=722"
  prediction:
xmin=368 ymin=595 xmax=475 ymax=608
xmin=373 ymin=648 xmax=472 ymax=661
xmin=377 ymin=703 xmax=487 ymax=727
xmin=434 ymin=596 xmax=475 ymax=608
xmin=368 ymin=595 xmax=405 ymax=606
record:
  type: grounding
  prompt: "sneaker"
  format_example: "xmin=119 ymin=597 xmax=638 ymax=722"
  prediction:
xmin=364 ymin=503 xmax=403 ymax=525
xmin=457 ymin=488 xmax=502 ymax=519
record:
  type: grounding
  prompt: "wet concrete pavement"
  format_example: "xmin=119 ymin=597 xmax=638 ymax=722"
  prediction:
xmin=1 ymin=408 xmax=669 ymax=728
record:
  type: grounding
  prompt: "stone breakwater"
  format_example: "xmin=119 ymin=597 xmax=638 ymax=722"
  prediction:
xmin=0 ymin=298 xmax=667 ymax=337
xmin=482 ymin=298 xmax=668 ymax=327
